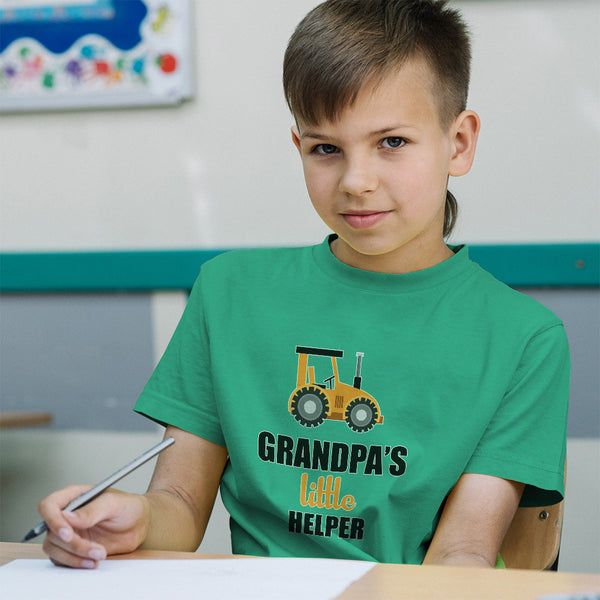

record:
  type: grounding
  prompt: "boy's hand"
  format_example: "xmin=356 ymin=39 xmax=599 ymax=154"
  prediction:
xmin=38 ymin=427 xmax=227 ymax=568
xmin=39 ymin=485 xmax=149 ymax=569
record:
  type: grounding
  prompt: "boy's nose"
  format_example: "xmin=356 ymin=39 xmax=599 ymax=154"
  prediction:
xmin=338 ymin=157 xmax=379 ymax=197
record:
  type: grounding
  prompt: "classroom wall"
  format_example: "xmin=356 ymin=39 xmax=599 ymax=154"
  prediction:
xmin=0 ymin=1 xmax=598 ymax=250
xmin=1 ymin=0 xmax=598 ymax=574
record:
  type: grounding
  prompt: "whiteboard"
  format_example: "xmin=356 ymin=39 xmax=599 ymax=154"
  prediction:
xmin=0 ymin=0 xmax=193 ymax=111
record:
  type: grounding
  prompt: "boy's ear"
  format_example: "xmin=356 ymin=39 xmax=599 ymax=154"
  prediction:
xmin=291 ymin=125 xmax=303 ymax=155
xmin=448 ymin=110 xmax=480 ymax=177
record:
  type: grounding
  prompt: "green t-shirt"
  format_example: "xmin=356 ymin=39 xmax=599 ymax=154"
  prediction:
xmin=135 ymin=236 xmax=569 ymax=564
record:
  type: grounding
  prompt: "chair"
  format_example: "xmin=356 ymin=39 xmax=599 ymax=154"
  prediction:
xmin=500 ymin=499 xmax=564 ymax=569
xmin=500 ymin=462 xmax=566 ymax=570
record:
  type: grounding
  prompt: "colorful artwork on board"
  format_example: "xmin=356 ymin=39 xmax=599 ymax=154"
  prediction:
xmin=0 ymin=0 xmax=193 ymax=110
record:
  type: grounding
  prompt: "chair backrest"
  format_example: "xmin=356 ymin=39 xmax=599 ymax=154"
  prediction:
xmin=500 ymin=499 xmax=565 ymax=569
xmin=501 ymin=460 xmax=567 ymax=570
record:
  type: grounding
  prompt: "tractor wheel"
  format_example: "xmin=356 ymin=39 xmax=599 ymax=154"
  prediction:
xmin=290 ymin=385 xmax=329 ymax=427
xmin=345 ymin=397 xmax=378 ymax=433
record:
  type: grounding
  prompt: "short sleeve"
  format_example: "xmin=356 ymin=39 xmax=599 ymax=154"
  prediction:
xmin=465 ymin=323 xmax=570 ymax=507
xmin=134 ymin=272 xmax=226 ymax=447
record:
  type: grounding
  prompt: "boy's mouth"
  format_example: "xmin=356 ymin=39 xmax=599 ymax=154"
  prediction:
xmin=341 ymin=210 xmax=390 ymax=229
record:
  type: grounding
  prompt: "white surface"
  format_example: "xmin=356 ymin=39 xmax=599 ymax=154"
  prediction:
xmin=0 ymin=0 xmax=597 ymax=251
xmin=0 ymin=558 xmax=375 ymax=600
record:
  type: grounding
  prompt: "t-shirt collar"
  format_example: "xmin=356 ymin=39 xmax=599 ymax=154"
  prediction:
xmin=311 ymin=234 xmax=472 ymax=293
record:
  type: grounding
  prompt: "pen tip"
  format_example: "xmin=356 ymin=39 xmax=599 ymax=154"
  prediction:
xmin=20 ymin=531 xmax=34 ymax=543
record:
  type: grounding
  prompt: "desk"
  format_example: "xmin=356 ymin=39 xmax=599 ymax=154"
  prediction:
xmin=1 ymin=542 xmax=599 ymax=599
xmin=0 ymin=411 xmax=52 ymax=428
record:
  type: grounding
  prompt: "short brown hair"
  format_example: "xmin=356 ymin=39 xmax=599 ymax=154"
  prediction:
xmin=283 ymin=0 xmax=472 ymax=237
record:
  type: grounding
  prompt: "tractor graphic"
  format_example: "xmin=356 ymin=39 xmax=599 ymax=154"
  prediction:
xmin=288 ymin=346 xmax=384 ymax=433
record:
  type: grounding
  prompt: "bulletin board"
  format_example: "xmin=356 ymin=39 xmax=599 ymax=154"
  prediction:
xmin=0 ymin=0 xmax=193 ymax=111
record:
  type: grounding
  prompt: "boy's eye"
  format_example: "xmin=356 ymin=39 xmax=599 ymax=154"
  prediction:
xmin=313 ymin=143 xmax=339 ymax=155
xmin=381 ymin=137 xmax=406 ymax=149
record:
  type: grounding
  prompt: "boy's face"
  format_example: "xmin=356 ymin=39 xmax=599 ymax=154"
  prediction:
xmin=292 ymin=58 xmax=478 ymax=273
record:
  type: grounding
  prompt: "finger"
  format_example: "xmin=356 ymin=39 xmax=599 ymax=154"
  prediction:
xmin=43 ymin=524 xmax=106 ymax=570
xmin=39 ymin=509 xmax=107 ymax=567
xmin=63 ymin=495 xmax=116 ymax=531
xmin=48 ymin=517 xmax=107 ymax=559
xmin=63 ymin=492 xmax=147 ymax=556
xmin=38 ymin=484 xmax=94 ymax=539
xmin=43 ymin=533 xmax=103 ymax=570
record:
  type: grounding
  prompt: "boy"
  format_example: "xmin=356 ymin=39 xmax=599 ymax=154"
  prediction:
xmin=39 ymin=0 xmax=569 ymax=569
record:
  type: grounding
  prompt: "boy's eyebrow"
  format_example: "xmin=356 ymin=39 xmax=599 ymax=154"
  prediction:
xmin=300 ymin=125 xmax=416 ymax=140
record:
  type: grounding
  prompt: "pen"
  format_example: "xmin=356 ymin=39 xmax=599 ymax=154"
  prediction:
xmin=20 ymin=436 xmax=175 ymax=543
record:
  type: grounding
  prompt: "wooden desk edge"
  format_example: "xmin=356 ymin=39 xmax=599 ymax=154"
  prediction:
xmin=0 ymin=543 xmax=236 ymax=566
xmin=0 ymin=542 xmax=46 ymax=564
xmin=2 ymin=543 xmax=599 ymax=599
xmin=338 ymin=561 xmax=600 ymax=599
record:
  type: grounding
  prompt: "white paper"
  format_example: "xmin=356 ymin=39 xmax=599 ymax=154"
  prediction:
xmin=0 ymin=557 xmax=375 ymax=600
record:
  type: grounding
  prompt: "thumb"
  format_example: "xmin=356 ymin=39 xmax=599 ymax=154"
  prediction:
xmin=62 ymin=503 xmax=105 ymax=531
xmin=62 ymin=490 xmax=125 ymax=531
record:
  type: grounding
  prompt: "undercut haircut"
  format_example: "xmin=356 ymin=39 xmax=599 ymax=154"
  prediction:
xmin=283 ymin=0 xmax=473 ymax=237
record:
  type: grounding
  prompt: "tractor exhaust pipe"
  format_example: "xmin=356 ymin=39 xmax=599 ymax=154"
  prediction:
xmin=353 ymin=352 xmax=364 ymax=389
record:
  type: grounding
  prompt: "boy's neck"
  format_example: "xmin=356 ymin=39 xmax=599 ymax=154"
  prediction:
xmin=330 ymin=235 xmax=455 ymax=274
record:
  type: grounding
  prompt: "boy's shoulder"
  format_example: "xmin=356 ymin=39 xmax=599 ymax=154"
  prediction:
xmin=205 ymin=244 xmax=309 ymax=270
xmin=198 ymin=244 xmax=314 ymax=287
xmin=468 ymin=257 xmax=563 ymax=330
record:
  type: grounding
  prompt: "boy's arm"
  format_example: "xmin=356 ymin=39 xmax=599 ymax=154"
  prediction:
xmin=423 ymin=473 xmax=524 ymax=568
xmin=141 ymin=425 xmax=228 ymax=551
xmin=40 ymin=426 xmax=227 ymax=568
